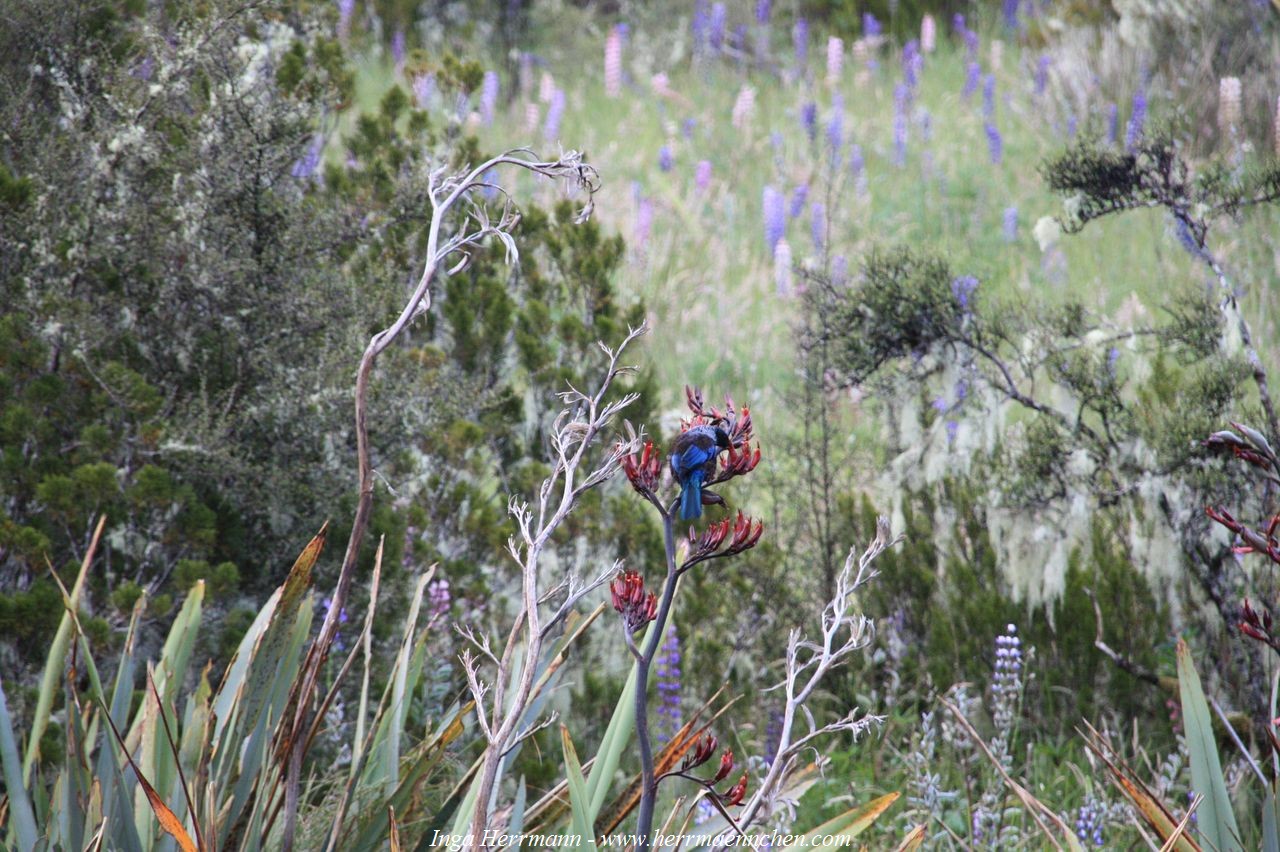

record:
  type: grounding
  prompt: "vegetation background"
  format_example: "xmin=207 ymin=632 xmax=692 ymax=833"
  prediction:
xmin=3 ymin=0 xmax=1280 ymax=848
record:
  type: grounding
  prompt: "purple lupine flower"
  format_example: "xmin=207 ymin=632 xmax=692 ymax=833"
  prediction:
xmin=543 ymin=88 xmax=565 ymax=140
xmin=291 ymin=133 xmax=324 ymax=181
xmin=893 ymin=83 xmax=909 ymax=166
xmin=952 ymin=275 xmax=979 ymax=309
xmin=658 ymin=144 xmax=674 ymax=172
xmin=604 ymin=26 xmax=623 ymax=97
xmin=832 ymin=254 xmax=849 ymax=286
xmin=850 ymin=143 xmax=867 ymax=197
xmin=1034 ymin=55 xmax=1050 ymax=97
xmin=692 ymin=0 xmax=710 ymax=50
xmin=480 ymin=71 xmax=499 ymax=125
xmin=982 ymin=74 xmax=996 ymax=119
xmin=682 ymin=117 xmax=697 ymax=139
xmin=709 ymin=3 xmax=726 ymax=50
xmin=827 ymin=94 xmax=844 ymax=154
xmin=955 ymin=379 xmax=969 ymax=402
xmin=1125 ymin=88 xmax=1147 ymax=152
xmin=413 ymin=73 xmax=435 ymax=108
xmin=931 ymin=396 xmax=948 ymax=413
xmin=1003 ymin=206 xmax=1018 ymax=242
xmin=655 ymin=627 xmax=682 ymax=740
xmin=1003 ymin=0 xmax=1020 ymax=30
xmin=337 ymin=0 xmax=355 ymax=39
xmin=963 ymin=61 xmax=981 ymax=99
xmin=1067 ymin=112 xmax=1078 ymax=138
xmin=1174 ymin=216 xmax=1209 ymax=262
xmin=902 ymin=40 xmax=921 ymax=90
xmin=756 ymin=0 xmax=771 ymax=25
xmin=391 ymin=29 xmax=406 ymax=69
xmin=788 ymin=183 xmax=809 ymax=218
xmin=1075 ymin=795 xmax=1106 ymax=846
xmin=427 ymin=578 xmax=451 ymax=618
xmin=763 ymin=185 xmax=786 ymax=253
xmin=991 ymin=623 xmax=1023 ymax=733
xmin=792 ymin=18 xmax=808 ymax=67
xmin=801 ymin=101 xmax=817 ymax=141
xmin=946 ymin=420 xmax=960 ymax=444
xmin=695 ymin=159 xmax=712 ymax=192
xmin=964 ymin=26 xmax=980 ymax=56
xmin=1107 ymin=347 xmax=1121 ymax=376
xmin=634 ymin=197 xmax=654 ymax=250
xmin=810 ymin=202 xmax=826 ymax=251
xmin=616 ymin=22 xmax=630 ymax=43
xmin=1106 ymin=102 xmax=1119 ymax=144
xmin=863 ymin=13 xmax=882 ymax=37
xmin=985 ymin=122 xmax=1003 ymax=164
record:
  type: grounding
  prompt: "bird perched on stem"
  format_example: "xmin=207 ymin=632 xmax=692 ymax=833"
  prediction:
xmin=669 ymin=425 xmax=731 ymax=520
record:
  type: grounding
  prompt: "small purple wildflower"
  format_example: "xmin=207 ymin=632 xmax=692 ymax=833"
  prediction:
xmin=695 ymin=159 xmax=712 ymax=192
xmin=1075 ymin=795 xmax=1106 ymax=846
xmin=951 ymin=275 xmax=978 ymax=309
xmin=832 ymin=254 xmax=849 ymax=286
xmin=1003 ymin=0 xmax=1020 ymax=30
xmin=682 ymin=117 xmax=697 ymax=139
xmin=413 ymin=73 xmax=435 ymax=108
xmin=985 ymin=122 xmax=1003 ymax=165
xmin=543 ymin=88 xmax=565 ymax=141
xmin=658 ymin=145 xmax=674 ymax=172
xmin=792 ymin=18 xmax=808 ymax=68
xmin=428 ymin=578 xmax=451 ymax=618
xmin=827 ymin=94 xmax=844 ymax=154
xmin=1125 ymin=88 xmax=1147 ymax=152
xmin=655 ymin=627 xmax=682 ymax=740
xmin=709 ymin=3 xmax=726 ymax=50
xmin=634 ymin=197 xmax=654 ymax=250
xmin=946 ymin=420 xmax=959 ymax=444
xmin=1067 ymin=112 xmax=1078 ymax=138
xmin=763 ymin=185 xmax=786 ymax=253
xmin=756 ymin=0 xmax=771 ymax=25
xmin=1035 ymin=55 xmax=1050 ymax=96
xmin=1002 ymin=206 xmax=1018 ymax=242
xmin=902 ymin=40 xmax=921 ymax=90
xmin=893 ymin=83 xmax=909 ymax=166
xmin=291 ymin=134 xmax=324 ymax=181
xmin=480 ymin=71 xmax=500 ymax=126
xmin=863 ymin=13 xmax=882 ymax=38
xmin=391 ymin=29 xmax=406 ymax=69
xmin=810 ymin=202 xmax=825 ymax=251
xmin=1107 ymin=347 xmax=1120 ymax=376
xmin=849 ymin=144 xmax=867 ymax=197
xmin=962 ymin=61 xmax=981 ymax=100
xmin=801 ymin=101 xmax=817 ymax=142
xmin=692 ymin=0 xmax=710 ymax=50
xmin=982 ymin=74 xmax=996 ymax=119
xmin=336 ymin=0 xmax=355 ymax=39
xmin=788 ymin=183 xmax=809 ymax=219
xmin=991 ymin=623 xmax=1023 ymax=733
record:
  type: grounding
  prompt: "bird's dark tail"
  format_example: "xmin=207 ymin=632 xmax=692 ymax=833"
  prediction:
xmin=680 ymin=471 xmax=704 ymax=520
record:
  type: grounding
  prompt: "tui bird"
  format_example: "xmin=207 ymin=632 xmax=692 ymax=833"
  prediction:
xmin=669 ymin=425 xmax=731 ymax=520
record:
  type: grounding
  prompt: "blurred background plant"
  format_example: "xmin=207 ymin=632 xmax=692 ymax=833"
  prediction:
xmin=5 ymin=0 xmax=1280 ymax=847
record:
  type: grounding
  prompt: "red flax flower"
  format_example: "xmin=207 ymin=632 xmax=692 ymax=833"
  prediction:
xmin=611 ymin=570 xmax=657 ymax=633
xmin=681 ymin=511 xmax=764 ymax=571
xmin=681 ymin=733 xmax=718 ymax=771
xmin=710 ymin=440 xmax=761 ymax=484
xmin=712 ymin=749 xmax=734 ymax=783
xmin=722 ymin=771 xmax=749 ymax=806
xmin=1240 ymin=598 xmax=1277 ymax=649
xmin=622 ymin=441 xmax=662 ymax=495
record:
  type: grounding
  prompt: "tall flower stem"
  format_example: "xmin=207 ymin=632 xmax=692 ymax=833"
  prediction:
xmin=633 ymin=509 xmax=679 ymax=851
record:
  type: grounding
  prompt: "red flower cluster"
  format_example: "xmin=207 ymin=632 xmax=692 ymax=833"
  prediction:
xmin=677 ymin=733 xmax=747 ymax=805
xmin=686 ymin=385 xmax=754 ymax=446
xmin=1206 ymin=506 xmax=1280 ymax=565
xmin=1240 ymin=598 xmax=1278 ymax=651
xmin=622 ymin=440 xmax=662 ymax=495
xmin=710 ymin=440 xmax=761 ymax=484
xmin=610 ymin=570 xmax=657 ymax=633
xmin=685 ymin=511 xmax=765 ymax=568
